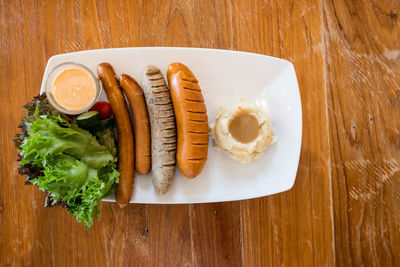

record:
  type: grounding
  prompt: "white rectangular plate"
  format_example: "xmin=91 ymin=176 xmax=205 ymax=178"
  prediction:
xmin=40 ymin=47 xmax=302 ymax=204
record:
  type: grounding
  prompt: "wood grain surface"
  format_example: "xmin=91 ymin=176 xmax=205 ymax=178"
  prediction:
xmin=0 ymin=0 xmax=399 ymax=266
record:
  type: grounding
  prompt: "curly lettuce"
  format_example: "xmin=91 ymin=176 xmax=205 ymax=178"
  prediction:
xmin=17 ymin=95 xmax=119 ymax=228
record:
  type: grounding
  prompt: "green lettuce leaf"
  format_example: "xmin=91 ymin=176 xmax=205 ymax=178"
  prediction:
xmin=20 ymin=115 xmax=119 ymax=228
xmin=96 ymin=129 xmax=117 ymax=160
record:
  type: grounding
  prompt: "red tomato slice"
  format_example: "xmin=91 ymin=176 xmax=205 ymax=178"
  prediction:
xmin=90 ymin=101 xmax=111 ymax=119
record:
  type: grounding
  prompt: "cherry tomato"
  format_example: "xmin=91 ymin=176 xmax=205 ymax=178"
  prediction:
xmin=90 ymin=101 xmax=111 ymax=119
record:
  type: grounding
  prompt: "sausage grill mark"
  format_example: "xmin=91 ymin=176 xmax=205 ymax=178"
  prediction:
xmin=149 ymin=77 xmax=164 ymax=81
xmin=187 ymin=157 xmax=207 ymax=161
xmin=183 ymin=87 xmax=201 ymax=92
xmin=188 ymin=130 xmax=208 ymax=134
xmin=181 ymin=78 xmax=198 ymax=83
xmin=185 ymin=98 xmax=204 ymax=103
xmin=188 ymin=118 xmax=207 ymax=122
xmin=187 ymin=110 xmax=206 ymax=114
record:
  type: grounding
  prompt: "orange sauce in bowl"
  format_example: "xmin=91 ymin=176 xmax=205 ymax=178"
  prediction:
xmin=53 ymin=68 xmax=96 ymax=111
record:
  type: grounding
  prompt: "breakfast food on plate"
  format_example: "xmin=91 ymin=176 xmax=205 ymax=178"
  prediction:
xmin=97 ymin=63 xmax=135 ymax=206
xmin=209 ymin=98 xmax=276 ymax=163
xmin=45 ymin=63 xmax=100 ymax=114
xmin=15 ymin=56 xmax=279 ymax=228
xmin=167 ymin=63 xmax=209 ymax=178
xmin=142 ymin=65 xmax=177 ymax=194
xmin=119 ymin=74 xmax=151 ymax=175
xmin=14 ymin=94 xmax=119 ymax=228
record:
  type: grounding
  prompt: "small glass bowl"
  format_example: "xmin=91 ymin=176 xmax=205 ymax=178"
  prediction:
xmin=45 ymin=62 xmax=102 ymax=115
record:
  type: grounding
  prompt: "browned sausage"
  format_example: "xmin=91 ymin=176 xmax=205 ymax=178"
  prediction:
xmin=142 ymin=65 xmax=177 ymax=194
xmin=119 ymin=74 xmax=151 ymax=175
xmin=97 ymin=63 xmax=134 ymax=207
xmin=167 ymin=63 xmax=208 ymax=178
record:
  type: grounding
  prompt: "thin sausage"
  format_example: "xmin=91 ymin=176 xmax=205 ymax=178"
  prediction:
xmin=97 ymin=63 xmax=134 ymax=206
xmin=119 ymin=74 xmax=151 ymax=175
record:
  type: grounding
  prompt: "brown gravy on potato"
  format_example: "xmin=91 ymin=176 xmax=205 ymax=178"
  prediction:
xmin=228 ymin=112 xmax=260 ymax=144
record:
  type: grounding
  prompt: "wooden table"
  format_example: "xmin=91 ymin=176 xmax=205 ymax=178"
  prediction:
xmin=1 ymin=1 xmax=399 ymax=266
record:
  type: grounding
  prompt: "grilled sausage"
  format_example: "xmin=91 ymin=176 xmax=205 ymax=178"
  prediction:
xmin=97 ymin=63 xmax=134 ymax=206
xmin=119 ymin=74 xmax=151 ymax=175
xmin=142 ymin=65 xmax=177 ymax=194
xmin=167 ymin=63 xmax=208 ymax=178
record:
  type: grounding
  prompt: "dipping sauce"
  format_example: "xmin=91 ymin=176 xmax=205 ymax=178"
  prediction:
xmin=229 ymin=112 xmax=260 ymax=144
xmin=53 ymin=68 xmax=97 ymax=111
